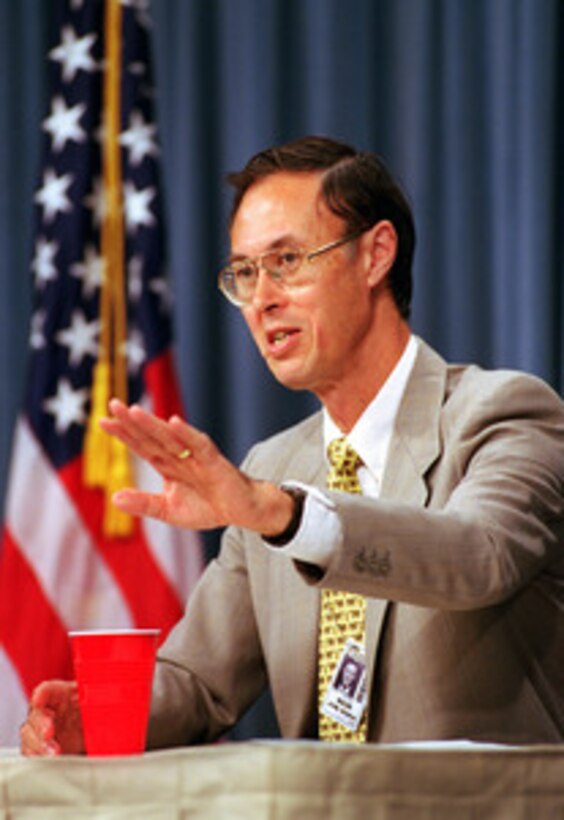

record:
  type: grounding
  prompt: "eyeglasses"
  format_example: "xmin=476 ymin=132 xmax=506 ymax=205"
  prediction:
xmin=218 ymin=231 xmax=364 ymax=307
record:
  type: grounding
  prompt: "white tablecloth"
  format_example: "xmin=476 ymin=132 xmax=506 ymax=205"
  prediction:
xmin=1 ymin=740 xmax=564 ymax=818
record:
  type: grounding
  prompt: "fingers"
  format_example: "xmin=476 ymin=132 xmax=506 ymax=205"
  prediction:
xmin=102 ymin=401 xmax=181 ymax=458
xmin=100 ymin=401 xmax=173 ymax=456
xmin=21 ymin=682 xmax=60 ymax=756
xmin=100 ymin=400 xmax=213 ymax=482
xmin=112 ymin=488 xmax=168 ymax=520
xmin=21 ymin=680 xmax=81 ymax=757
xmin=20 ymin=709 xmax=60 ymax=757
xmin=100 ymin=400 xmax=249 ymax=531
xmin=30 ymin=679 xmax=73 ymax=709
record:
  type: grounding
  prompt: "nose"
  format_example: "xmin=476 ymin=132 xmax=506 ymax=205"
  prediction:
xmin=250 ymin=265 xmax=286 ymax=312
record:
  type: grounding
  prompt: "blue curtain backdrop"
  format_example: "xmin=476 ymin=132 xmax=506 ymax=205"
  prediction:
xmin=0 ymin=0 xmax=562 ymax=740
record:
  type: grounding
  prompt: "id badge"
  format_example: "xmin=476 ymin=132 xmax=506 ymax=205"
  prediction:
xmin=320 ymin=638 xmax=368 ymax=732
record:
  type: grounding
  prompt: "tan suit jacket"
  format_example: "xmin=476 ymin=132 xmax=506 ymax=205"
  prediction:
xmin=148 ymin=340 xmax=564 ymax=747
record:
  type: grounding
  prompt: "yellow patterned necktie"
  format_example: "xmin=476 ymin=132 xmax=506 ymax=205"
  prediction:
xmin=318 ymin=437 xmax=367 ymax=742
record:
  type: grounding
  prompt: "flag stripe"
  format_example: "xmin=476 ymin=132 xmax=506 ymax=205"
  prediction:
xmin=144 ymin=349 xmax=184 ymax=419
xmin=0 ymin=648 xmax=28 ymax=747
xmin=58 ymin=457 xmax=184 ymax=632
xmin=0 ymin=530 xmax=73 ymax=694
xmin=6 ymin=419 xmax=132 ymax=629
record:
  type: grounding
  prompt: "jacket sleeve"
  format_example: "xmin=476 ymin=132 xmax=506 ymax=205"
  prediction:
xmin=287 ymin=372 xmax=564 ymax=610
xmin=147 ymin=523 xmax=268 ymax=747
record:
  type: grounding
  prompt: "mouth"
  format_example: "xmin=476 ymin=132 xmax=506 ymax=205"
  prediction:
xmin=265 ymin=327 xmax=300 ymax=356
xmin=271 ymin=329 xmax=291 ymax=345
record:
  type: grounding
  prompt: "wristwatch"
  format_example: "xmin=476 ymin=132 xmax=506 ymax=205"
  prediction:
xmin=263 ymin=486 xmax=306 ymax=547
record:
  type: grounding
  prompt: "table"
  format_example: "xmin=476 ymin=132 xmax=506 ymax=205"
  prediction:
xmin=1 ymin=741 xmax=564 ymax=818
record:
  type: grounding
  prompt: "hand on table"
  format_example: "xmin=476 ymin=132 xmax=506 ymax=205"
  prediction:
xmin=100 ymin=400 xmax=294 ymax=537
xmin=20 ymin=680 xmax=84 ymax=756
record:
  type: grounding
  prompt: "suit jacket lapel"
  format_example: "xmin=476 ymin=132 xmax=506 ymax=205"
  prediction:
xmin=266 ymin=414 xmax=325 ymax=736
xmin=379 ymin=338 xmax=446 ymax=504
xmin=365 ymin=340 xmax=447 ymax=696
xmin=293 ymin=415 xmax=326 ymax=487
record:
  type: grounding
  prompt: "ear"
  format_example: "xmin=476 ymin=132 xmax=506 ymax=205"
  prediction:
xmin=363 ymin=220 xmax=398 ymax=288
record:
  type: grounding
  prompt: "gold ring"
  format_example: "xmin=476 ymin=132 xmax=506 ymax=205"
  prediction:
xmin=177 ymin=448 xmax=192 ymax=460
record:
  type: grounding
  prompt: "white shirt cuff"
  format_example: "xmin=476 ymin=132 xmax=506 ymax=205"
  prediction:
xmin=262 ymin=482 xmax=343 ymax=569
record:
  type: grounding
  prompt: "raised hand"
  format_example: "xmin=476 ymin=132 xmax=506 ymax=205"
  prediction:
xmin=100 ymin=400 xmax=293 ymax=537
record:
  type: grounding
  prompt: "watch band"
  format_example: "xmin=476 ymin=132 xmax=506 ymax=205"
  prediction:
xmin=263 ymin=487 xmax=306 ymax=547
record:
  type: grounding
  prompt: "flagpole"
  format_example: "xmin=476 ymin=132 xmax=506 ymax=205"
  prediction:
xmin=84 ymin=0 xmax=133 ymax=536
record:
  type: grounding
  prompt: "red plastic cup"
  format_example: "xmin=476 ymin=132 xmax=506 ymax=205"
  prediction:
xmin=69 ymin=629 xmax=160 ymax=756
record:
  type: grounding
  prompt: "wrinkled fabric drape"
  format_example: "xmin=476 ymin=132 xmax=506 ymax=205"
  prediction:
xmin=0 ymin=0 xmax=562 ymax=740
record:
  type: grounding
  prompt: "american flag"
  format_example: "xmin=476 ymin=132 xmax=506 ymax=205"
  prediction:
xmin=0 ymin=0 xmax=203 ymax=745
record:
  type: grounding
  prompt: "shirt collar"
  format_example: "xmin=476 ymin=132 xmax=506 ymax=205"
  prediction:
xmin=323 ymin=335 xmax=418 ymax=480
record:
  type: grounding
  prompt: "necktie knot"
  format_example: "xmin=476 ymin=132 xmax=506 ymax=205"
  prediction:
xmin=326 ymin=437 xmax=363 ymax=493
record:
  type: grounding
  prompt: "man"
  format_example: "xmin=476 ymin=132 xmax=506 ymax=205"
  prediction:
xmin=21 ymin=136 xmax=564 ymax=754
xmin=335 ymin=659 xmax=361 ymax=697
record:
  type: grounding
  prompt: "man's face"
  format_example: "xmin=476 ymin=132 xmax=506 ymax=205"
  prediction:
xmin=230 ymin=171 xmax=377 ymax=400
xmin=342 ymin=662 xmax=356 ymax=688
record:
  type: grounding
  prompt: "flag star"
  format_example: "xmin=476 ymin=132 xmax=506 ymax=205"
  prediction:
xmin=56 ymin=310 xmax=101 ymax=367
xmin=128 ymin=255 xmax=144 ymax=300
xmin=83 ymin=177 xmax=106 ymax=226
xmin=122 ymin=328 xmax=146 ymax=374
xmin=49 ymin=26 xmax=98 ymax=83
xmin=43 ymin=377 xmax=89 ymax=434
xmin=149 ymin=275 xmax=172 ymax=311
xmin=31 ymin=236 xmax=59 ymax=285
xmin=119 ymin=110 xmax=159 ymax=166
xmin=70 ymin=244 xmax=105 ymax=298
xmin=30 ymin=310 xmax=47 ymax=350
xmin=123 ymin=181 xmax=156 ymax=232
xmin=42 ymin=95 xmax=87 ymax=152
xmin=34 ymin=168 xmax=74 ymax=222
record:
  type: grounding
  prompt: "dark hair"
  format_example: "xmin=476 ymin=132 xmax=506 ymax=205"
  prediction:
xmin=227 ymin=135 xmax=415 ymax=319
